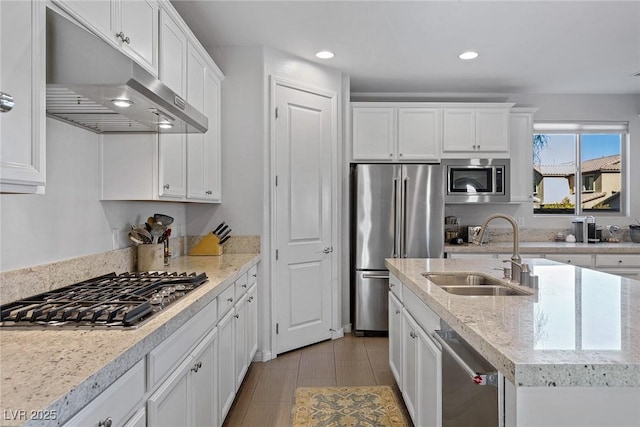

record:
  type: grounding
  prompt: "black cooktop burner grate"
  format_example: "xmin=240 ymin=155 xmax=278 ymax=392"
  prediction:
xmin=0 ymin=271 xmax=208 ymax=328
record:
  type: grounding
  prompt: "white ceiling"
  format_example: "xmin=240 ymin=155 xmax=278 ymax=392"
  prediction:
xmin=171 ymin=0 xmax=640 ymax=95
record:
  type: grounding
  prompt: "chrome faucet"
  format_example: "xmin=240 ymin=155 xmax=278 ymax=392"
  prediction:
xmin=476 ymin=214 xmax=522 ymax=283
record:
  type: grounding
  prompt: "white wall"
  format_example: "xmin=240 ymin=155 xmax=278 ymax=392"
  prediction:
xmin=450 ymin=94 xmax=640 ymax=230
xmin=0 ymin=118 xmax=187 ymax=272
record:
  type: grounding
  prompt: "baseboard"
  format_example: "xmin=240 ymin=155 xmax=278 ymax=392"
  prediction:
xmin=254 ymin=350 xmax=273 ymax=362
xmin=331 ymin=328 xmax=344 ymax=340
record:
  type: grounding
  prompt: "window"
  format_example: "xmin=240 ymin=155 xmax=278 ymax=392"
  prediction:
xmin=533 ymin=122 xmax=627 ymax=215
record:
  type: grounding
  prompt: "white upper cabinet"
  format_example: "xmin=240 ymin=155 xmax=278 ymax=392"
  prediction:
xmin=0 ymin=0 xmax=46 ymax=194
xmin=186 ymin=42 xmax=222 ymax=202
xmin=101 ymin=1 xmax=224 ymax=203
xmin=159 ymin=7 xmax=187 ymax=96
xmin=352 ymin=106 xmax=395 ymax=160
xmin=53 ymin=0 xmax=158 ymax=75
xmin=509 ymin=108 xmax=537 ymax=202
xmin=352 ymin=104 xmax=441 ymax=162
xmin=397 ymin=108 xmax=441 ymax=161
xmin=442 ymin=104 xmax=513 ymax=158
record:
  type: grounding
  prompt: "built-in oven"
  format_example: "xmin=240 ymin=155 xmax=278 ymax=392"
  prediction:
xmin=444 ymin=159 xmax=510 ymax=203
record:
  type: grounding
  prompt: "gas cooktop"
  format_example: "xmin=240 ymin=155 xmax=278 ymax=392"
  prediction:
xmin=0 ymin=271 xmax=208 ymax=329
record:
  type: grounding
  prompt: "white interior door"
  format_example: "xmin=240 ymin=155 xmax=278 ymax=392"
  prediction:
xmin=274 ymin=81 xmax=335 ymax=354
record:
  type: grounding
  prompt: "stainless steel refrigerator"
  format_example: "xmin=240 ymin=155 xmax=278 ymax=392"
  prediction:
xmin=351 ymin=164 xmax=444 ymax=334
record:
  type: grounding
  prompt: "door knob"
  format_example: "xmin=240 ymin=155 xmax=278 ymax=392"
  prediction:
xmin=0 ymin=91 xmax=14 ymax=112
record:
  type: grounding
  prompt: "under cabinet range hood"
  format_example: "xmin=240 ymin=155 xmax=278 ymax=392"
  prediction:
xmin=45 ymin=9 xmax=207 ymax=134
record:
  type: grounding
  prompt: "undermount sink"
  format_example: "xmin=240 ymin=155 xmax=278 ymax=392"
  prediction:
xmin=422 ymin=273 xmax=530 ymax=296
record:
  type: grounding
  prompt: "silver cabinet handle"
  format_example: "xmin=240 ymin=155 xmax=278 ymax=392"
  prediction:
xmin=242 ymin=284 xmax=247 ymax=288
xmin=116 ymin=31 xmax=130 ymax=44
xmin=206 ymin=190 xmax=213 ymax=195
xmin=0 ymin=91 xmax=15 ymax=112
xmin=363 ymin=274 xmax=389 ymax=280
xmin=317 ymin=246 xmax=333 ymax=254
xmin=191 ymin=361 xmax=202 ymax=373
xmin=234 ymin=314 xmax=239 ymax=319
xmin=98 ymin=418 xmax=113 ymax=427
xmin=395 ymin=309 xmax=400 ymax=315
xmin=409 ymin=331 xmax=417 ymax=339
xmin=163 ymin=184 xmax=170 ymax=190
xmin=227 ymin=297 xmax=233 ymax=303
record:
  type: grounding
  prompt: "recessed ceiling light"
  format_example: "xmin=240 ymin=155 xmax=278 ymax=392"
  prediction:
xmin=112 ymin=99 xmax=133 ymax=108
xmin=316 ymin=50 xmax=335 ymax=59
xmin=158 ymin=122 xmax=173 ymax=129
xmin=458 ymin=51 xmax=479 ymax=60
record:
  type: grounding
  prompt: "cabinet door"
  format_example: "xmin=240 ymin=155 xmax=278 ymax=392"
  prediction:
xmin=0 ymin=0 xmax=46 ymax=193
xmin=159 ymin=133 xmax=186 ymax=198
xmin=442 ymin=108 xmax=475 ymax=152
xmin=217 ymin=309 xmax=236 ymax=422
xmin=234 ymin=294 xmax=248 ymax=390
xmin=147 ymin=356 xmax=192 ymax=427
xmin=54 ymin=1 xmax=114 ymax=46
xmin=186 ymin=43 xmax=207 ymax=200
xmin=509 ymin=111 xmax=535 ymax=202
xmin=191 ymin=329 xmax=218 ymax=427
xmin=401 ymin=310 xmax=418 ymax=423
xmin=388 ymin=292 xmax=403 ymax=389
xmin=352 ymin=107 xmax=395 ymax=160
xmin=123 ymin=408 xmax=146 ymax=427
xmin=159 ymin=9 xmax=186 ymax=97
xmin=416 ymin=325 xmax=442 ymax=427
xmin=475 ymin=108 xmax=510 ymax=153
xmin=247 ymin=284 xmax=258 ymax=363
xmin=202 ymin=68 xmax=222 ymax=201
xmin=397 ymin=108 xmax=441 ymax=161
xmin=120 ymin=0 xmax=158 ymax=75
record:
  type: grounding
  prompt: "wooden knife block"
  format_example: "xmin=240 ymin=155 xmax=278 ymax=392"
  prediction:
xmin=189 ymin=234 xmax=224 ymax=256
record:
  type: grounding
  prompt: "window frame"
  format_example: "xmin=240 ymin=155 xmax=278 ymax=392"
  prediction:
xmin=532 ymin=122 xmax=628 ymax=217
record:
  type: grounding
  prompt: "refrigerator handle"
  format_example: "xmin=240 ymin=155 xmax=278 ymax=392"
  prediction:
xmin=392 ymin=177 xmax=400 ymax=258
xmin=402 ymin=175 xmax=408 ymax=257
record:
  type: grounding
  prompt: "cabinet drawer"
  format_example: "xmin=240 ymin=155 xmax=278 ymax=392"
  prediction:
xmin=218 ymin=284 xmax=236 ymax=318
xmin=545 ymin=254 xmax=593 ymax=267
xmin=147 ymin=298 xmax=216 ymax=389
xmin=64 ymin=359 xmax=145 ymax=427
xmin=403 ymin=286 xmax=439 ymax=333
xmin=234 ymin=273 xmax=249 ymax=300
xmin=248 ymin=264 xmax=258 ymax=287
xmin=595 ymin=254 xmax=640 ymax=268
xmin=389 ymin=273 xmax=403 ymax=300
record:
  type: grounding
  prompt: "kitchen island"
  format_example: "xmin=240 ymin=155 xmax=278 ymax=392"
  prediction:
xmin=0 ymin=253 xmax=260 ymax=427
xmin=387 ymin=257 xmax=640 ymax=426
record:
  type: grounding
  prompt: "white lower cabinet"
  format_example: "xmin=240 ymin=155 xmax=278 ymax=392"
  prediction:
xmin=147 ymin=328 xmax=218 ymax=427
xmin=388 ymin=292 xmax=403 ymax=388
xmin=217 ymin=308 xmax=236 ymax=423
xmin=246 ymin=283 xmax=258 ymax=362
xmin=390 ymin=276 xmax=442 ymax=427
xmin=123 ymin=408 xmax=146 ymax=427
xmin=63 ymin=358 xmax=145 ymax=427
xmin=234 ymin=293 xmax=249 ymax=388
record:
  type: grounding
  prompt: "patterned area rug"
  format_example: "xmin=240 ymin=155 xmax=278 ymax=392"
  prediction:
xmin=291 ymin=385 xmax=408 ymax=427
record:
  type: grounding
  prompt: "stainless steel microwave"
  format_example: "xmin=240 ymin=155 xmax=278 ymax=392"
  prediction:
xmin=444 ymin=159 xmax=510 ymax=203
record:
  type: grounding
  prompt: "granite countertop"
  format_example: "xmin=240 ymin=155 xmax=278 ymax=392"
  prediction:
xmin=445 ymin=241 xmax=640 ymax=254
xmin=386 ymin=257 xmax=640 ymax=388
xmin=0 ymin=253 xmax=260 ymax=427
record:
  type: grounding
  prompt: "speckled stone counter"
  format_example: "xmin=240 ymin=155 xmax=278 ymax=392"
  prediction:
xmin=0 ymin=253 xmax=260 ymax=427
xmin=445 ymin=241 xmax=640 ymax=254
xmin=386 ymin=257 xmax=640 ymax=387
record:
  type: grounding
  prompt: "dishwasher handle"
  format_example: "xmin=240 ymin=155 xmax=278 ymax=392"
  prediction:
xmin=432 ymin=331 xmax=498 ymax=387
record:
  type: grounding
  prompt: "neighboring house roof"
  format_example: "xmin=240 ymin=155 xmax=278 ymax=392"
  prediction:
xmin=581 ymin=155 xmax=620 ymax=173
xmin=534 ymin=163 xmax=575 ymax=176
xmin=581 ymin=192 xmax=606 ymax=203
xmin=534 ymin=155 xmax=621 ymax=177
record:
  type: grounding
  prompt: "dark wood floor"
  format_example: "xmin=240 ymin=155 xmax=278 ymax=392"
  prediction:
xmin=223 ymin=333 xmax=412 ymax=426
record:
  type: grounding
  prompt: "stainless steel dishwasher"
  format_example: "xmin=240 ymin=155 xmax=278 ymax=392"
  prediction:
xmin=433 ymin=326 xmax=501 ymax=427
